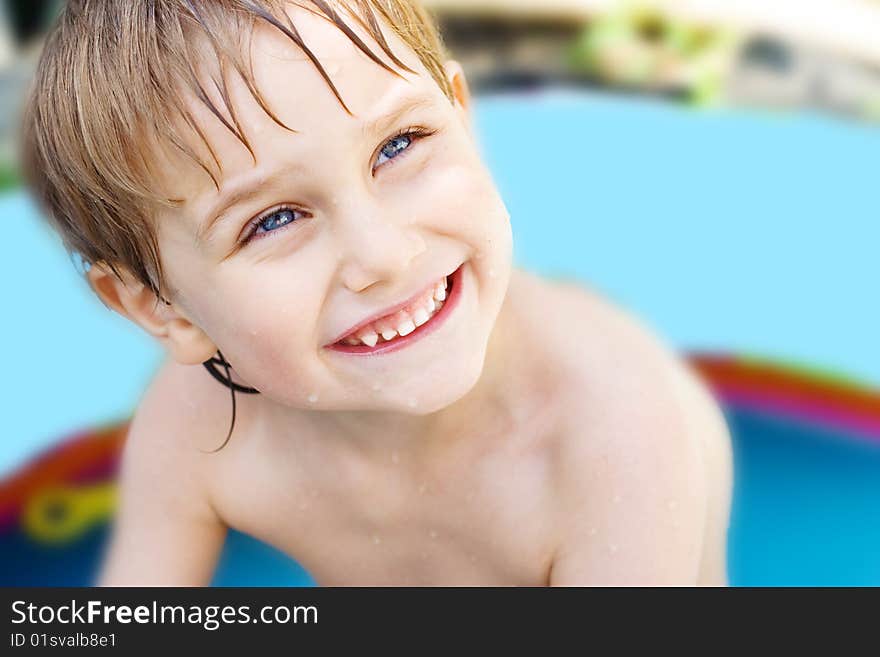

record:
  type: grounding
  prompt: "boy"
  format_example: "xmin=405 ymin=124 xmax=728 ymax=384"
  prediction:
xmin=23 ymin=0 xmax=732 ymax=586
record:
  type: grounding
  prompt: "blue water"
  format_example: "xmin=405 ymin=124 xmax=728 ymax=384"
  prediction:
xmin=727 ymin=409 xmax=880 ymax=586
xmin=476 ymin=91 xmax=880 ymax=383
xmin=3 ymin=90 xmax=880 ymax=585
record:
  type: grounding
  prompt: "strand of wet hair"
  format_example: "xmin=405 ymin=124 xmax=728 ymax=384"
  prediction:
xmin=201 ymin=350 xmax=259 ymax=453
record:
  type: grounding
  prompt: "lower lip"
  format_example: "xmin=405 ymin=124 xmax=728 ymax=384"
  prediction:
xmin=326 ymin=264 xmax=465 ymax=356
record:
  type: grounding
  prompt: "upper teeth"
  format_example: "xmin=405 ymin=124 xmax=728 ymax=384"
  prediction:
xmin=341 ymin=275 xmax=450 ymax=347
xmin=358 ymin=331 xmax=379 ymax=348
xmin=412 ymin=308 xmax=430 ymax=327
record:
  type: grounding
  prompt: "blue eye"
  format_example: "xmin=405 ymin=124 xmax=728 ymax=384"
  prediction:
xmin=250 ymin=207 xmax=300 ymax=240
xmin=376 ymin=134 xmax=413 ymax=167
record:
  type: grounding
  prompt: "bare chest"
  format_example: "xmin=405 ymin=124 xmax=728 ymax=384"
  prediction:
xmin=211 ymin=435 xmax=560 ymax=586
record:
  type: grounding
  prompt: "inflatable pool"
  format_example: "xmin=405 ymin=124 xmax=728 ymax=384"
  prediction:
xmin=3 ymin=90 xmax=880 ymax=585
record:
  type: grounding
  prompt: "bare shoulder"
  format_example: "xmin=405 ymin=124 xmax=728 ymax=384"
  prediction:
xmin=511 ymin=269 xmax=730 ymax=466
xmin=128 ymin=357 xmax=238 ymax=457
xmin=119 ymin=357 xmax=242 ymax=517
xmin=509 ymin=270 xmax=733 ymax=583
xmin=100 ymin=358 xmax=240 ymax=585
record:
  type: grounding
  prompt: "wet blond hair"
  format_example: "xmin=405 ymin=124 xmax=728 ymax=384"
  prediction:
xmin=22 ymin=0 xmax=452 ymax=298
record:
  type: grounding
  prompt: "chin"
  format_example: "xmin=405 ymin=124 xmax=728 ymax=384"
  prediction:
xmin=390 ymin=347 xmax=488 ymax=415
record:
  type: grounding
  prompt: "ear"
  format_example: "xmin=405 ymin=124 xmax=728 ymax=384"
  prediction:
xmin=443 ymin=60 xmax=473 ymax=123
xmin=87 ymin=262 xmax=217 ymax=366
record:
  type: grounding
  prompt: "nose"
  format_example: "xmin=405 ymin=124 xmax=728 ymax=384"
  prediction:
xmin=334 ymin=206 xmax=427 ymax=293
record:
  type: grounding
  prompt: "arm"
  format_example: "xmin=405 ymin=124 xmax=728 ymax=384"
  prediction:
xmin=98 ymin=363 xmax=227 ymax=586
xmin=549 ymin=363 xmax=733 ymax=587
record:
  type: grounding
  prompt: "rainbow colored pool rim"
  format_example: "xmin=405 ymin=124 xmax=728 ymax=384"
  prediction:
xmin=690 ymin=354 xmax=880 ymax=443
xmin=3 ymin=353 xmax=880 ymax=586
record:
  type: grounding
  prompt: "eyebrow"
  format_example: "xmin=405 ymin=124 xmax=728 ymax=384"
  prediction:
xmin=196 ymin=170 xmax=285 ymax=245
xmin=361 ymin=91 xmax=437 ymax=139
xmin=195 ymin=90 xmax=439 ymax=244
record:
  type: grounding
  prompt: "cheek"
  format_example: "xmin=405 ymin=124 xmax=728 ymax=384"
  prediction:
xmin=424 ymin=142 xmax=515 ymax=305
xmin=197 ymin=262 xmax=327 ymax=393
xmin=419 ymin=155 xmax=511 ymax=244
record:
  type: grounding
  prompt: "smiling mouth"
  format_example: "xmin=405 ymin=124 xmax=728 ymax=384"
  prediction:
xmin=327 ymin=264 xmax=463 ymax=355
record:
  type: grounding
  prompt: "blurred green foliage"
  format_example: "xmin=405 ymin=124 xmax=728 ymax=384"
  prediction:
xmin=0 ymin=164 xmax=21 ymax=192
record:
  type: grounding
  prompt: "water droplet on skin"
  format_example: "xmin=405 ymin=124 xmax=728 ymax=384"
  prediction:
xmin=488 ymin=269 xmax=497 ymax=278
xmin=588 ymin=528 xmax=598 ymax=537
xmin=612 ymin=494 xmax=622 ymax=505
xmin=429 ymin=530 xmax=438 ymax=540
xmin=371 ymin=383 xmax=382 ymax=393
xmin=418 ymin=482 xmax=428 ymax=495
xmin=372 ymin=534 xmax=381 ymax=545
xmin=391 ymin=451 xmax=399 ymax=465
xmin=308 ymin=393 xmax=319 ymax=404
xmin=667 ymin=500 xmax=678 ymax=511
xmin=407 ymin=398 xmax=418 ymax=409
xmin=608 ymin=543 xmax=619 ymax=555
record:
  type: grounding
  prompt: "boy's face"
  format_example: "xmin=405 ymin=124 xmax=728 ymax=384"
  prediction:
xmin=154 ymin=4 xmax=512 ymax=413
